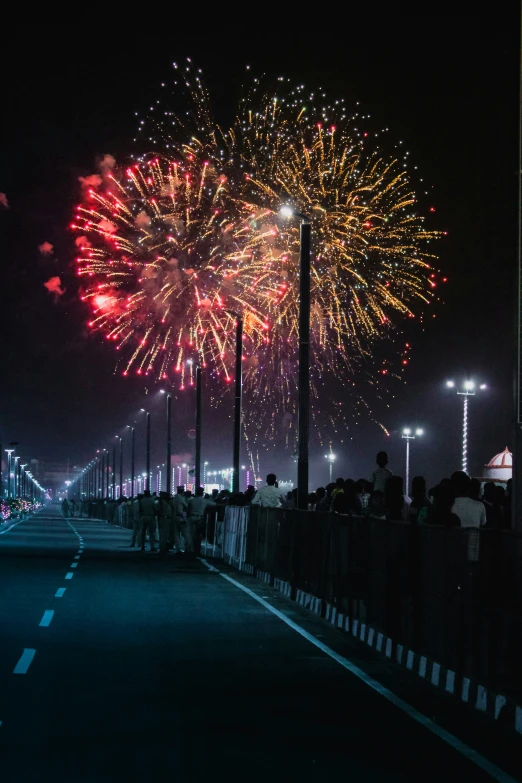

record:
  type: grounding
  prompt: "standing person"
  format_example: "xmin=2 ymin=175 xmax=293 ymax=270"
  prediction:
xmin=370 ymin=452 xmax=393 ymax=493
xmin=356 ymin=480 xmax=371 ymax=511
xmin=451 ymin=471 xmax=486 ymax=561
xmin=431 ymin=484 xmax=460 ymax=527
xmin=330 ymin=477 xmax=345 ymax=509
xmin=157 ymin=491 xmax=173 ymax=554
xmin=384 ymin=475 xmax=410 ymax=521
xmin=61 ymin=497 xmax=70 ymax=518
xmin=172 ymin=486 xmax=188 ymax=554
xmin=187 ymin=487 xmax=216 ymax=557
xmin=251 ymin=474 xmax=284 ymax=507
xmin=408 ymin=476 xmax=431 ymax=524
xmin=139 ymin=490 xmax=157 ymax=552
xmin=130 ymin=493 xmax=143 ymax=547
xmin=69 ymin=498 xmax=76 ymax=518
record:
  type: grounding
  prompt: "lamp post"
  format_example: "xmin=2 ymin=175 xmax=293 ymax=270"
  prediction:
xmin=111 ymin=443 xmax=116 ymax=499
xmin=13 ymin=456 xmax=20 ymax=498
xmin=139 ymin=410 xmax=151 ymax=492
xmin=160 ymin=390 xmax=173 ymax=495
xmin=117 ymin=437 xmax=123 ymax=499
xmin=196 ymin=364 xmax=202 ymax=490
xmin=128 ymin=426 xmax=135 ymax=498
xmin=446 ymin=380 xmax=487 ymax=474
xmin=325 ymin=451 xmax=336 ymax=483
xmin=280 ymin=205 xmax=311 ymax=509
xmin=5 ymin=450 xmax=14 ymax=498
xmin=21 ymin=464 xmax=27 ymax=498
xmin=225 ymin=310 xmax=243 ymax=495
xmin=146 ymin=412 xmax=151 ymax=492
xmin=402 ymin=428 xmax=424 ymax=496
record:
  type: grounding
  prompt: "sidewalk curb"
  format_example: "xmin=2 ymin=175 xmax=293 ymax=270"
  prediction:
xmin=232 ymin=560 xmax=522 ymax=736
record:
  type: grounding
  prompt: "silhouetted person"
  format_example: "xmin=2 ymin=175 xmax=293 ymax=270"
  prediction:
xmin=482 ymin=482 xmax=501 ymax=528
xmin=366 ymin=489 xmax=386 ymax=518
xmin=451 ymin=471 xmax=485 ymax=561
xmin=408 ymin=476 xmax=431 ymax=524
xmin=333 ymin=479 xmax=362 ymax=515
xmin=130 ymin=493 xmax=143 ymax=547
xmin=187 ymin=487 xmax=216 ymax=556
xmin=157 ymin=491 xmax=173 ymax=554
xmin=371 ymin=452 xmax=393 ymax=493
xmin=469 ymin=477 xmax=481 ymax=501
xmin=384 ymin=475 xmax=409 ymax=521
xmin=251 ymin=474 xmax=284 ymax=507
xmin=431 ymin=484 xmax=460 ymax=527
xmin=315 ymin=487 xmax=327 ymax=511
xmin=140 ymin=490 xmax=157 ymax=552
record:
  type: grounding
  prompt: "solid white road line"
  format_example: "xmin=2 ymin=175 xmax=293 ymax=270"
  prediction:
xmin=217 ymin=568 xmax=518 ymax=783
xmin=13 ymin=649 xmax=36 ymax=674
xmin=0 ymin=519 xmax=24 ymax=536
xmin=38 ymin=610 xmax=54 ymax=627
xmin=55 ymin=588 xmax=66 ymax=598
xmin=65 ymin=572 xmax=74 ymax=580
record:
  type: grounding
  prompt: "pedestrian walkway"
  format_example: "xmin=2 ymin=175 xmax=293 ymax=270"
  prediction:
xmin=0 ymin=506 xmax=519 ymax=782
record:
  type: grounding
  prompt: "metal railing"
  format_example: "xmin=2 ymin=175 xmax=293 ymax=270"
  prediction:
xmin=221 ymin=505 xmax=522 ymax=704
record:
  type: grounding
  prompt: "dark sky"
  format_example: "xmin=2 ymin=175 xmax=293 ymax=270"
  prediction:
xmin=1 ymin=18 xmax=519 ymax=489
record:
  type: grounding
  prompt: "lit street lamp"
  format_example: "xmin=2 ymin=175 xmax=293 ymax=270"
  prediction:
xmin=160 ymin=390 xmax=172 ymax=495
xmin=140 ymin=409 xmax=151 ymax=492
xmin=402 ymin=428 xmax=423 ymax=496
xmin=446 ymin=380 xmax=487 ymax=473
xmin=5 ymin=450 xmax=14 ymax=498
xmin=225 ymin=309 xmax=243 ymax=495
xmin=280 ymin=205 xmax=311 ymax=509
xmin=325 ymin=452 xmax=336 ymax=483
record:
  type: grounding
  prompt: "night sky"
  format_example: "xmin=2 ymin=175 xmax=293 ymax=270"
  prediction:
xmin=1 ymin=18 xmax=519 ymax=489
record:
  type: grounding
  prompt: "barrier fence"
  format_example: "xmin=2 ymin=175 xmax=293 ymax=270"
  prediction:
xmin=222 ymin=505 xmax=522 ymax=705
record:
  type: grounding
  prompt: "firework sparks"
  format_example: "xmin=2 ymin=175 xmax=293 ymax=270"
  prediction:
xmin=73 ymin=61 xmax=442 ymax=449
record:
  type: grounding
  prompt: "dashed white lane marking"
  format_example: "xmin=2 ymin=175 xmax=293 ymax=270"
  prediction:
xmin=74 ymin=555 xmax=80 ymax=560
xmin=39 ymin=610 xmax=54 ymax=627
xmin=13 ymin=649 xmax=36 ymax=674
xmin=70 ymin=563 xmax=78 ymax=568
xmin=55 ymin=588 xmax=66 ymax=598
xmin=205 ymin=563 xmax=517 ymax=783
xmin=65 ymin=572 xmax=74 ymax=580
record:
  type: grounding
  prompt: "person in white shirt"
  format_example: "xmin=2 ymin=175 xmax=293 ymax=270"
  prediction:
xmin=370 ymin=451 xmax=393 ymax=493
xmin=451 ymin=471 xmax=486 ymax=561
xmin=251 ymin=474 xmax=284 ymax=508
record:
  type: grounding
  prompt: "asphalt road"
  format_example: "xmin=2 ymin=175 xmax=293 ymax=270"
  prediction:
xmin=0 ymin=506 xmax=520 ymax=782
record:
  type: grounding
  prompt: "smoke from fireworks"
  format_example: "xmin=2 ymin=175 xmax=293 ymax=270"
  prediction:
xmin=73 ymin=61 xmax=442 ymax=450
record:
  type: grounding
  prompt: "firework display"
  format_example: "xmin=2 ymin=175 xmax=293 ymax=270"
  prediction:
xmin=73 ymin=61 xmax=442 ymax=450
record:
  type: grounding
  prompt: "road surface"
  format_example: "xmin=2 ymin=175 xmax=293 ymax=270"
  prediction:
xmin=0 ymin=506 xmax=519 ymax=782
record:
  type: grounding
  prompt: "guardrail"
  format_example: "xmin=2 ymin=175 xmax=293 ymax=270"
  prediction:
xmin=221 ymin=505 xmax=522 ymax=705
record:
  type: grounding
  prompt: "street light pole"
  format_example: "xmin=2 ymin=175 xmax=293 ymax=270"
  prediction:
xmin=446 ymin=380 xmax=487 ymax=474
xmin=298 ymin=218 xmax=311 ymax=510
xmin=5 ymin=450 xmax=14 ymax=499
xmin=166 ymin=393 xmax=172 ymax=495
xmin=402 ymin=428 xmax=423 ymax=496
xmin=281 ymin=206 xmax=311 ymax=510
xmin=119 ymin=437 xmax=123 ymax=499
xmin=196 ymin=365 xmax=202 ymax=489
xmin=146 ymin=413 xmax=151 ymax=492
xmin=131 ymin=427 xmax=135 ymax=498
xmin=111 ymin=444 xmax=116 ymax=500
xmin=225 ymin=310 xmax=243 ymax=495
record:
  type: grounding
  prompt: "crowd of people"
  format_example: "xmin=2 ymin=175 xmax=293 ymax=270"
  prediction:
xmin=62 ymin=486 xmax=221 ymax=557
xmin=61 ymin=450 xmax=512 ymax=556
xmin=243 ymin=452 xmax=512 ymax=531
